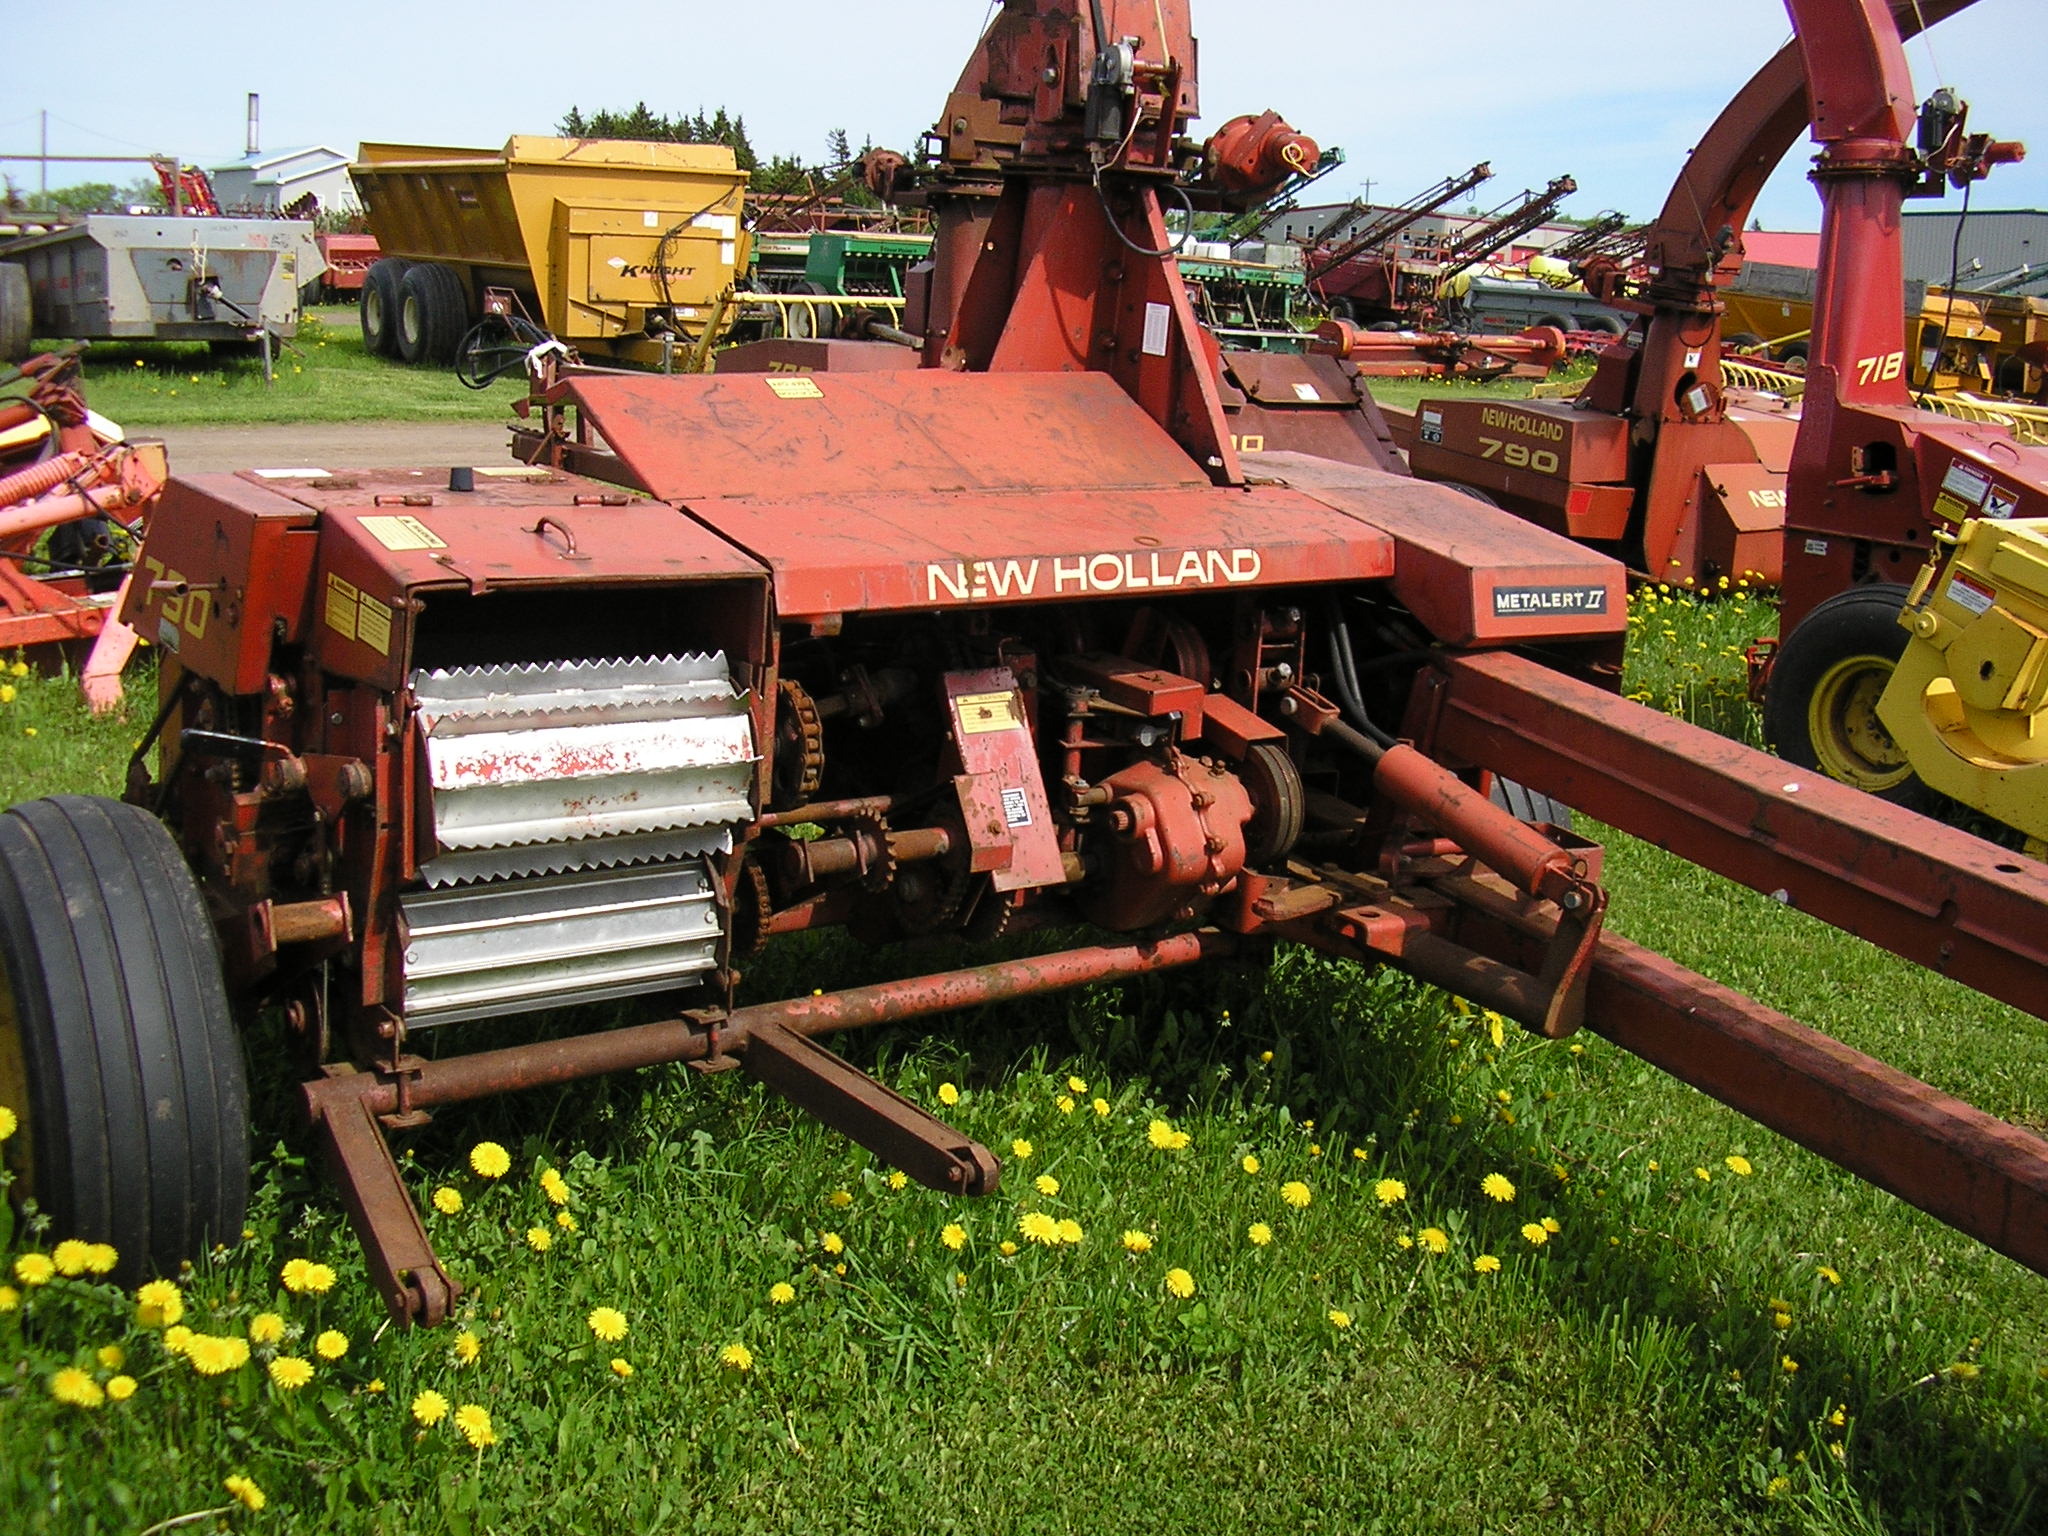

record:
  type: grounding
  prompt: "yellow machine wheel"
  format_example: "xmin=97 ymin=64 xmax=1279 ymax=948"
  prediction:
xmin=1765 ymin=583 xmax=1930 ymax=807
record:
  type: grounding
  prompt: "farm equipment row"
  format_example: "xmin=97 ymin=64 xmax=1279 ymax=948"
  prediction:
xmin=2 ymin=0 xmax=2047 ymax=1334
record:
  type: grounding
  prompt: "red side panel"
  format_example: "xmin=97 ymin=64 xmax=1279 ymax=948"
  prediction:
xmin=559 ymin=371 xmax=1211 ymax=503
xmin=678 ymin=485 xmax=1395 ymax=621
xmin=1254 ymin=452 xmax=1627 ymax=646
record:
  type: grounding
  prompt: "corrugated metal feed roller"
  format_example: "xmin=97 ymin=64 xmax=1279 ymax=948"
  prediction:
xmin=400 ymin=653 xmax=756 ymax=1027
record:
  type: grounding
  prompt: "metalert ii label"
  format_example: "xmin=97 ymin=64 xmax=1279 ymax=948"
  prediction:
xmin=1492 ymin=584 xmax=1609 ymax=617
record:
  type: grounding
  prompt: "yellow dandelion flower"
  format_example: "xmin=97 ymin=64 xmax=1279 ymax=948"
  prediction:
xmin=1056 ymin=1095 xmax=1075 ymax=1115
xmin=1241 ymin=1154 xmax=1261 ymax=1175
xmin=829 ymin=1189 xmax=853 ymax=1208
xmin=1829 ymin=1406 xmax=1847 ymax=1427
xmin=1766 ymin=1475 xmax=1789 ymax=1500
xmin=1473 ymin=1254 xmax=1501 ymax=1274
xmin=1481 ymin=1173 xmax=1515 ymax=1203
xmin=1328 ymin=1309 xmax=1352 ymax=1330
xmin=366 ymin=1379 xmax=385 ymax=1394
xmin=1541 ymin=1216 xmax=1561 ymax=1234
xmin=432 ymin=1186 xmax=463 ymax=1214
xmin=1010 ymin=1138 xmax=1033 ymax=1160
xmin=1817 ymin=1264 xmax=1841 ymax=1285
xmin=1395 ymin=1234 xmax=1414 ymax=1249
xmin=1146 ymin=1119 xmax=1178 ymax=1150
xmin=97 ymin=1344 xmax=125 ymax=1370
xmin=820 ymin=1232 xmax=844 ymax=1256
xmin=887 ymin=1170 xmax=908 ymax=1190
xmin=1520 ymin=1223 xmax=1549 ymax=1247
xmin=281 ymin=1258 xmax=335 ymax=1294
xmin=1164 ymin=1267 xmax=1196 ymax=1299
xmin=556 ymin=1210 xmax=577 ymax=1230
xmin=1352 ymin=1147 xmax=1368 ymax=1162
xmin=540 ymin=1167 xmax=570 ymax=1205
xmin=1949 ymin=1361 xmax=1980 ymax=1380
xmin=1418 ymin=1227 xmax=1449 ymax=1255
xmin=588 ymin=1306 xmax=628 ymax=1343
xmin=719 ymin=1342 xmax=753 ymax=1373
xmin=83 ymin=1243 xmax=117 ymax=1274
xmin=999 ymin=1241 xmax=1018 ymax=1256
xmin=316 ymin=1329 xmax=348 ymax=1361
xmin=162 ymin=1325 xmax=193 ymax=1356
xmin=1259 ymin=1050 xmax=1274 ymax=1063
xmin=769 ymin=1281 xmax=796 ymax=1305
xmin=526 ymin=1226 xmax=552 ymax=1253
xmin=1034 ymin=1173 xmax=1061 ymax=1197
xmin=953 ymin=1272 xmax=967 ymax=1288
xmin=187 ymin=1334 xmax=250 ymax=1376
xmin=1725 ymin=1154 xmax=1753 ymax=1176
xmin=50 ymin=1367 xmax=104 ymax=1408
xmin=269 ymin=1355 xmax=313 ymax=1390
xmin=1121 ymin=1230 xmax=1153 ymax=1254
xmin=940 ymin=1223 xmax=967 ymax=1252
xmin=1067 ymin=1075 xmax=1088 ymax=1093
xmin=52 ymin=1240 xmax=92 ymax=1277
xmin=0 ymin=1286 xmax=17 ymax=1311
xmin=106 ymin=1375 xmax=137 ymax=1402
xmin=611 ymin=1357 xmax=634 ymax=1378
xmin=454 ymin=1331 xmax=480 ymax=1364
xmin=1054 ymin=1218 xmax=1083 ymax=1244
xmin=413 ymin=1389 xmax=450 ymax=1425
xmin=455 ymin=1403 xmax=495 ymax=1447
xmin=1781 ymin=1355 xmax=1799 ymax=1374
xmin=224 ymin=1475 xmax=266 ymax=1512
xmin=14 ymin=1253 xmax=54 ymax=1286
xmin=1020 ymin=1211 xmax=1059 ymax=1245
xmin=469 ymin=1141 xmax=510 ymax=1179
xmin=938 ymin=1082 xmax=960 ymax=1106
xmin=1487 ymin=1011 xmax=1506 ymax=1049
xmin=248 ymin=1312 xmax=285 ymax=1345
xmin=1092 ymin=1098 xmax=1110 ymax=1117
xmin=1280 ymin=1180 xmax=1312 ymax=1209
xmin=1374 ymin=1178 xmax=1406 ymax=1206
xmin=1693 ymin=1166 xmax=1712 ymax=1183
xmin=1248 ymin=1222 xmax=1273 ymax=1247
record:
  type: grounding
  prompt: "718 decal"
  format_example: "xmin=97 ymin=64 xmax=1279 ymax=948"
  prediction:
xmin=1854 ymin=350 xmax=1904 ymax=387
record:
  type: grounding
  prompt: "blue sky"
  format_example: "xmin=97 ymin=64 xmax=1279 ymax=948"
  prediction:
xmin=4 ymin=0 xmax=2040 ymax=232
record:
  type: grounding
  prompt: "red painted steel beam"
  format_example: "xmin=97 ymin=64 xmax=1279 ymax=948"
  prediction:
xmin=1430 ymin=872 xmax=2048 ymax=1275
xmin=1419 ymin=650 xmax=2048 ymax=1023
xmin=318 ymin=931 xmax=1231 ymax=1119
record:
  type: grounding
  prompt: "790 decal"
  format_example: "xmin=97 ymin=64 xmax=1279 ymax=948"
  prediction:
xmin=139 ymin=554 xmax=212 ymax=647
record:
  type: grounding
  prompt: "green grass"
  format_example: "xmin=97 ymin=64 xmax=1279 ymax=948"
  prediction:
xmin=0 ymin=610 xmax=2044 ymax=1535
xmin=52 ymin=307 xmax=527 ymax=429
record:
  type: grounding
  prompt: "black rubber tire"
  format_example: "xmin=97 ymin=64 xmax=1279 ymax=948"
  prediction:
xmin=1724 ymin=331 xmax=1766 ymax=351
xmin=1763 ymin=584 xmax=1928 ymax=806
xmin=1324 ymin=297 xmax=1356 ymax=324
xmin=0 ymin=796 xmax=248 ymax=1284
xmin=1445 ymin=481 xmax=1501 ymax=508
xmin=1773 ymin=341 xmax=1809 ymax=365
xmin=397 ymin=263 xmax=469 ymax=367
xmin=1534 ymin=313 xmax=1575 ymax=334
xmin=1579 ymin=314 xmax=1627 ymax=336
xmin=1366 ymin=320 xmax=1403 ymax=332
xmin=0 ymin=263 xmax=31 ymax=362
xmin=783 ymin=280 xmax=835 ymax=341
xmin=360 ymin=258 xmax=412 ymax=358
xmin=1489 ymin=776 xmax=1571 ymax=828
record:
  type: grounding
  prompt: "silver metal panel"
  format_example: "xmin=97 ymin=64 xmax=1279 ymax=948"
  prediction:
xmin=401 ymin=860 xmax=720 ymax=1027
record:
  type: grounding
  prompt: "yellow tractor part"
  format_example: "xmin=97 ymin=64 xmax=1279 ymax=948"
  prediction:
xmin=1880 ymin=516 xmax=2048 ymax=845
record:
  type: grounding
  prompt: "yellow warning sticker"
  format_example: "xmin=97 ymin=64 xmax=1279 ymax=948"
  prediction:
xmin=360 ymin=514 xmax=447 ymax=551
xmin=357 ymin=594 xmax=393 ymax=656
xmin=955 ymin=690 xmax=1021 ymax=734
xmin=1931 ymin=491 xmax=1971 ymax=523
xmin=325 ymin=573 xmax=359 ymax=641
xmin=766 ymin=376 xmax=824 ymax=400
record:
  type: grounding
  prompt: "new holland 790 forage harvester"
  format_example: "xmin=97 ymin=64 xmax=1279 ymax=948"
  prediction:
xmin=3 ymin=0 xmax=2048 ymax=1326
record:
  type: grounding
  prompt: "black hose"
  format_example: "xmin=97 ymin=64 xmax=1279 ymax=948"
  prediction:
xmin=1321 ymin=600 xmax=1397 ymax=749
xmin=455 ymin=315 xmax=553 ymax=390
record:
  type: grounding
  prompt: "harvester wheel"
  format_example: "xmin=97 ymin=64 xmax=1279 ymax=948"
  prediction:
xmin=1764 ymin=584 xmax=1927 ymax=806
xmin=1579 ymin=314 xmax=1627 ymax=336
xmin=0 ymin=263 xmax=30 ymax=362
xmin=1535 ymin=313 xmax=1575 ymax=334
xmin=1489 ymin=776 xmax=1571 ymax=829
xmin=0 ymin=796 xmax=248 ymax=1285
xmin=360 ymin=258 xmax=412 ymax=357
xmin=398 ymin=264 xmax=469 ymax=367
xmin=1725 ymin=332 xmax=1766 ymax=352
